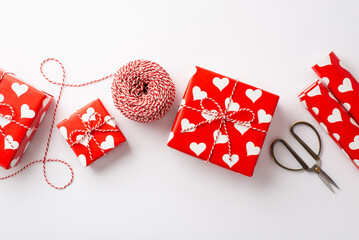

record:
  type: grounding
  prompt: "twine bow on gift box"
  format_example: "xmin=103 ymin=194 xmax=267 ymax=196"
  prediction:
xmin=68 ymin=111 xmax=121 ymax=162
xmin=180 ymin=81 xmax=266 ymax=164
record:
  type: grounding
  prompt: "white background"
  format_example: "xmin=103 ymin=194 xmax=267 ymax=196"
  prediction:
xmin=0 ymin=0 xmax=359 ymax=239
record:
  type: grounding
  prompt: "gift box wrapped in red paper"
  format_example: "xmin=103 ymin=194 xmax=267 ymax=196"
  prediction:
xmin=56 ymin=99 xmax=126 ymax=166
xmin=0 ymin=70 xmax=53 ymax=169
xmin=167 ymin=67 xmax=279 ymax=176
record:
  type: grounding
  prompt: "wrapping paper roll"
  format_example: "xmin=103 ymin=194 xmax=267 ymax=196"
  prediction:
xmin=298 ymin=79 xmax=359 ymax=169
xmin=312 ymin=52 xmax=359 ymax=123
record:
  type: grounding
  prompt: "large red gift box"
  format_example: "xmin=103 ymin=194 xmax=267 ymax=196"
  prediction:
xmin=0 ymin=70 xmax=53 ymax=169
xmin=56 ymin=99 xmax=126 ymax=166
xmin=167 ymin=67 xmax=279 ymax=176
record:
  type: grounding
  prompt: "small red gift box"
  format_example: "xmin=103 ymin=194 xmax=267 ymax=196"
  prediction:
xmin=56 ymin=99 xmax=126 ymax=166
xmin=0 ymin=70 xmax=53 ymax=169
xmin=167 ymin=67 xmax=279 ymax=176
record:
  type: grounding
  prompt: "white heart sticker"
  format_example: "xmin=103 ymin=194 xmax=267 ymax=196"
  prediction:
xmin=213 ymin=130 xmax=228 ymax=144
xmin=343 ymin=103 xmax=351 ymax=111
xmin=192 ymin=86 xmax=207 ymax=101
xmin=0 ymin=94 xmax=4 ymax=102
xmin=81 ymin=107 xmax=96 ymax=122
xmin=338 ymin=78 xmax=353 ymax=93
xmin=224 ymin=98 xmax=240 ymax=112
xmin=245 ymin=89 xmax=262 ymax=103
xmin=26 ymin=129 xmax=34 ymax=138
xmin=189 ymin=142 xmax=206 ymax=156
xmin=20 ymin=104 xmax=35 ymax=119
xmin=246 ymin=142 xmax=260 ymax=156
xmin=349 ymin=136 xmax=359 ymax=150
xmin=0 ymin=115 xmax=11 ymax=128
xmin=167 ymin=132 xmax=174 ymax=143
xmin=234 ymin=123 xmax=250 ymax=135
xmin=104 ymin=116 xmax=116 ymax=128
xmin=4 ymin=135 xmax=19 ymax=150
xmin=350 ymin=118 xmax=359 ymax=127
xmin=222 ymin=154 xmax=239 ymax=168
xmin=327 ymin=108 xmax=342 ymax=123
xmin=332 ymin=133 xmax=340 ymax=141
xmin=181 ymin=118 xmax=195 ymax=132
xmin=100 ymin=135 xmax=115 ymax=150
xmin=201 ymin=110 xmax=218 ymax=121
xmin=321 ymin=77 xmax=330 ymax=86
xmin=59 ymin=126 xmax=68 ymax=140
xmin=257 ymin=109 xmax=272 ymax=124
xmin=11 ymin=83 xmax=28 ymax=97
xmin=78 ymin=154 xmax=87 ymax=166
xmin=301 ymin=100 xmax=308 ymax=109
xmin=312 ymin=107 xmax=319 ymax=115
xmin=212 ymin=77 xmax=229 ymax=91
xmin=339 ymin=60 xmax=349 ymax=71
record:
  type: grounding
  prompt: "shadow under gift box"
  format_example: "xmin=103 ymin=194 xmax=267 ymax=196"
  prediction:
xmin=56 ymin=99 xmax=126 ymax=167
xmin=0 ymin=69 xmax=54 ymax=169
xmin=167 ymin=67 xmax=279 ymax=177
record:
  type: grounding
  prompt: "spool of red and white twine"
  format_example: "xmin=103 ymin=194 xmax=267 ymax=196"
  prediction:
xmin=0 ymin=58 xmax=175 ymax=189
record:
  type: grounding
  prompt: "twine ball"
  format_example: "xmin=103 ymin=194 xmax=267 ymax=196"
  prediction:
xmin=111 ymin=60 xmax=175 ymax=123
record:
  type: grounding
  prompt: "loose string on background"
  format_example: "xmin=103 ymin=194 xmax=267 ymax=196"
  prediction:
xmin=0 ymin=63 xmax=74 ymax=190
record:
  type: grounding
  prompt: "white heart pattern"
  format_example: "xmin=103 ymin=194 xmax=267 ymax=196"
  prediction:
xmin=26 ymin=129 xmax=34 ymax=138
xmin=11 ymin=83 xmax=28 ymax=97
xmin=327 ymin=108 xmax=342 ymax=123
xmin=320 ymin=122 xmax=328 ymax=133
xmin=20 ymin=104 xmax=35 ymax=119
xmin=189 ymin=142 xmax=206 ymax=156
xmin=77 ymin=134 xmax=91 ymax=146
xmin=0 ymin=115 xmax=11 ymax=128
xmin=350 ymin=118 xmax=359 ymax=127
xmin=316 ymin=54 xmax=332 ymax=67
xmin=349 ymin=136 xmax=359 ymax=150
xmin=105 ymin=116 xmax=116 ymax=128
xmin=321 ymin=77 xmax=330 ymax=86
xmin=246 ymin=142 xmax=260 ymax=156
xmin=328 ymin=92 xmax=337 ymax=101
xmin=213 ymin=130 xmax=228 ymax=144
xmin=10 ymin=157 xmax=20 ymax=168
xmin=301 ymin=100 xmax=308 ymax=109
xmin=167 ymin=132 xmax=174 ymax=143
xmin=343 ymin=103 xmax=351 ymax=111
xmin=201 ymin=110 xmax=218 ymax=121
xmin=42 ymin=97 xmax=51 ymax=108
xmin=339 ymin=60 xmax=349 ymax=71
xmin=59 ymin=126 xmax=68 ymax=140
xmin=0 ymin=94 xmax=4 ymax=102
xmin=224 ymin=98 xmax=240 ymax=112
xmin=307 ymin=86 xmax=321 ymax=97
xmin=81 ymin=107 xmax=96 ymax=122
xmin=100 ymin=135 xmax=115 ymax=150
xmin=354 ymin=159 xmax=359 ymax=167
xmin=338 ymin=78 xmax=353 ymax=93
xmin=78 ymin=154 xmax=87 ymax=166
xmin=257 ymin=109 xmax=272 ymax=124
xmin=332 ymin=133 xmax=340 ymax=141
xmin=245 ymin=89 xmax=262 ymax=103
xmin=212 ymin=77 xmax=229 ymax=91
xmin=222 ymin=154 xmax=239 ymax=168
xmin=4 ymin=135 xmax=19 ymax=150
xmin=312 ymin=107 xmax=319 ymax=115
xmin=178 ymin=99 xmax=186 ymax=111
xmin=181 ymin=118 xmax=195 ymax=132
xmin=234 ymin=123 xmax=250 ymax=135
xmin=192 ymin=86 xmax=207 ymax=101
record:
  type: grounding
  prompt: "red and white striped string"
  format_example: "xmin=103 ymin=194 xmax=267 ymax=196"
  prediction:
xmin=0 ymin=58 xmax=175 ymax=189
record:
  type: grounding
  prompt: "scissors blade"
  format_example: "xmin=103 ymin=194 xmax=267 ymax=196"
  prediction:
xmin=318 ymin=173 xmax=334 ymax=193
xmin=318 ymin=168 xmax=339 ymax=190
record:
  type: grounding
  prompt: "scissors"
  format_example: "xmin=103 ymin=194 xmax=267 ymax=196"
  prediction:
xmin=270 ymin=121 xmax=339 ymax=193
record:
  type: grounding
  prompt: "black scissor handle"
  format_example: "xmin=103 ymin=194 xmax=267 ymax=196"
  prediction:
xmin=290 ymin=121 xmax=321 ymax=161
xmin=270 ymin=138 xmax=309 ymax=171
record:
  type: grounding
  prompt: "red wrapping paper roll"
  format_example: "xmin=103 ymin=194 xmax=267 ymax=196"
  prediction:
xmin=298 ymin=79 xmax=359 ymax=169
xmin=312 ymin=52 xmax=359 ymax=122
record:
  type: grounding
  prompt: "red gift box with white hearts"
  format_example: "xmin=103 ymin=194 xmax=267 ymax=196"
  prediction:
xmin=0 ymin=69 xmax=53 ymax=169
xmin=312 ymin=52 xmax=359 ymax=124
xmin=299 ymin=79 xmax=359 ymax=169
xmin=167 ymin=67 xmax=279 ymax=176
xmin=56 ymin=99 xmax=126 ymax=166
